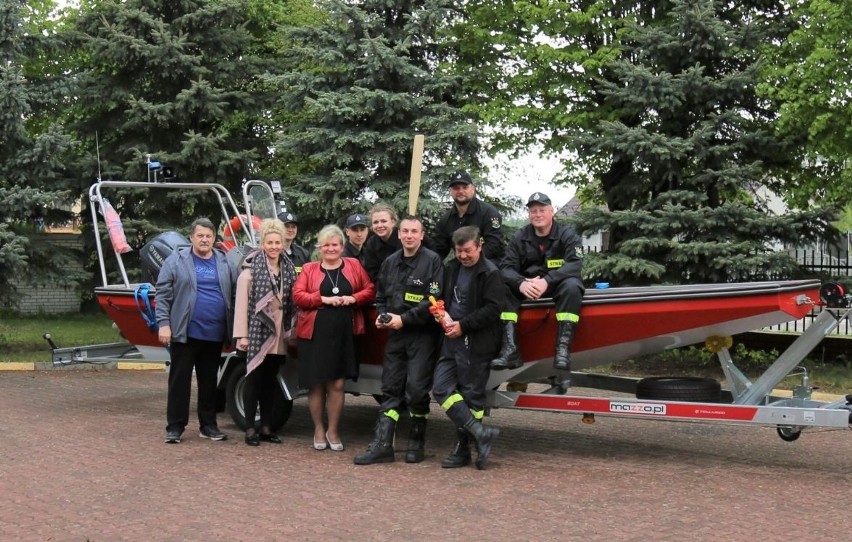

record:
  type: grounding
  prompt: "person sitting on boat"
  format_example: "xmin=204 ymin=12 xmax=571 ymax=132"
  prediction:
xmin=278 ymin=212 xmax=312 ymax=273
xmin=233 ymin=218 xmax=296 ymax=446
xmin=492 ymin=192 xmax=585 ymax=375
xmin=155 ymin=217 xmax=240 ymax=444
xmin=431 ymin=226 xmax=503 ymax=470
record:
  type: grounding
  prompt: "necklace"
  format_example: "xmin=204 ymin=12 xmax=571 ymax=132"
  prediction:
xmin=324 ymin=266 xmax=341 ymax=295
xmin=266 ymin=258 xmax=284 ymax=309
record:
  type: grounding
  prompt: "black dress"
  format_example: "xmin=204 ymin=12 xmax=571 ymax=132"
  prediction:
xmin=298 ymin=262 xmax=358 ymax=387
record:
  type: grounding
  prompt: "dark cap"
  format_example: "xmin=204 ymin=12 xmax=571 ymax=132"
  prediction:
xmin=278 ymin=212 xmax=298 ymax=224
xmin=526 ymin=192 xmax=552 ymax=207
xmin=345 ymin=213 xmax=369 ymax=228
xmin=449 ymin=170 xmax=473 ymax=186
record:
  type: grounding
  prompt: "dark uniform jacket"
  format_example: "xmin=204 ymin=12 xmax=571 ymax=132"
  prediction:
xmin=431 ymin=198 xmax=505 ymax=261
xmin=442 ymin=256 xmax=504 ymax=358
xmin=363 ymin=228 xmax=402 ymax=282
xmin=376 ymin=246 xmax=444 ymax=330
xmin=500 ymin=221 xmax=583 ymax=288
xmin=342 ymin=241 xmax=365 ymax=264
xmin=287 ymin=243 xmax=312 ymax=273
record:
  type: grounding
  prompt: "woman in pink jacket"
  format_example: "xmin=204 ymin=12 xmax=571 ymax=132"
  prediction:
xmin=293 ymin=225 xmax=375 ymax=451
xmin=233 ymin=218 xmax=296 ymax=446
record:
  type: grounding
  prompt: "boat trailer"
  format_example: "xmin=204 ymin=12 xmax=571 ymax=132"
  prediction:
xmin=490 ymin=305 xmax=852 ymax=442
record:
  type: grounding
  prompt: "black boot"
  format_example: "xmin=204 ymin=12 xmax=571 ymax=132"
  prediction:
xmin=405 ymin=417 xmax=427 ymax=463
xmin=553 ymin=321 xmax=578 ymax=371
xmin=354 ymin=415 xmax=396 ymax=465
xmin=491 ymin=322 xmax=522 ymax=370
xmin=441 ymin=428 xmax=471 ymax=469
xmin=464 ymin=419 xmax=500 ymax=470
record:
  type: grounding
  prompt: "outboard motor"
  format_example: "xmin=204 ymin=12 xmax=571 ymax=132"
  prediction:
xmin=140 ymin=231 xmax=190 ymax=284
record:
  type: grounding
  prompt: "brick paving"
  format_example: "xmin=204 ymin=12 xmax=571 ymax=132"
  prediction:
xmin=0 ymin=369 xmax=850 ymax=541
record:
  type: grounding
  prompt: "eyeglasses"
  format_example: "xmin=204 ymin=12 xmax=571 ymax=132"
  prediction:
xmin=453 ymin=286 xmax=461 ymax=304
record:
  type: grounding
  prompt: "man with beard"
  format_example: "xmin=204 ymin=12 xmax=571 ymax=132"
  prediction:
xmin=430 ymin=170 xmax=504 ymax=261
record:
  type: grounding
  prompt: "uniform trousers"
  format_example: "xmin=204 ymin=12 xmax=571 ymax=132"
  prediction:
xmin=505 ymin=276 xmax=584 ymax=316
xmin=432 ymin=337 xmax=491 ymax=426
xmin=379 ymin=330 xmax=440 ymax=417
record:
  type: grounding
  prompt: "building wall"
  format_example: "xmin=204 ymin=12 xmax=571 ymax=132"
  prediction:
xmin=11 ymin=233 xmax=85 ymax=315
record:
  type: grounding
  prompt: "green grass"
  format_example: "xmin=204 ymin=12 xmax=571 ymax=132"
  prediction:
xmin=600 ymin=344 xmax=852 ymax=395
xmin=0 ymin=312 xmax=124 ymax=363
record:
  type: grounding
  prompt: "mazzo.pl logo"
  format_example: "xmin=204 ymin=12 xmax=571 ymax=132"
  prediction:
xmin=609 ymin=401 xmax=667 ymax=415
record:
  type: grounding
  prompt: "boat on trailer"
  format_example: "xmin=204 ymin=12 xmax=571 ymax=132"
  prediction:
xmin=84 ymin=178 xmax=852 ymax=442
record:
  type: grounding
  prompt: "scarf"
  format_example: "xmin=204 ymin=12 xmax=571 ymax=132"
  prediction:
xmin=246 ymin=251 xmax=295 ymax=375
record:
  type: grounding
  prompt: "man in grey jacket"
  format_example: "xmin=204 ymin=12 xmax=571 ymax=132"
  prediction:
xmin=156 ymin=217 xmax=240 ymax=444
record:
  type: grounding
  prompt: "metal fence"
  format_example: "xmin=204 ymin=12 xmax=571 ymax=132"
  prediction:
xmin=581 ymin=245 xmax=852 ymax=336
xmin=762 ymin=247 xmax=851 ymax=335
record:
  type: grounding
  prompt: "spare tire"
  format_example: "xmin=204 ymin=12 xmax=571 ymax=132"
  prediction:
xmin=636 ymin=376 xmax=721 ymax=403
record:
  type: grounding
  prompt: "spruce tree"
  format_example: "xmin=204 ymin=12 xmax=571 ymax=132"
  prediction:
xmin=264 ymin=0 xmax=482 ymax=234
xmin=0 ymin=0 xmax=82 ymax=308
xmin=69 ymin=0 xmax=272 ymax=234
xmin=571 ymin=0 xmax=835 ymax=285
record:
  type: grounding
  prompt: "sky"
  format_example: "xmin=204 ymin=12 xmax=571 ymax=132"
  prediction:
xmin=484 ymin=149 xmax=577 ymax=214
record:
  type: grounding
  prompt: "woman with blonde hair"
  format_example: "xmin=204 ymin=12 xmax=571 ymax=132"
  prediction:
xmin=293 ymin=224 xmax=375 ymax=450
xmin=233 ymin=218 xmax=296 ymax=446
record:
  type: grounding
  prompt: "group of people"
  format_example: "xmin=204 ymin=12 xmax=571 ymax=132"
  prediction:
xmin=153 ymin=170 xmax=584 ymax=471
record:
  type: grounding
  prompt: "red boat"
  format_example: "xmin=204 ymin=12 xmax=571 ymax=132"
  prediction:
xmin=88 ymin=179 xmax=852 ymax=440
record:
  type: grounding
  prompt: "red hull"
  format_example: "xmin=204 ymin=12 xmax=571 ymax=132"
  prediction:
xmin=97 ymin=280 xmax=820 ymax=367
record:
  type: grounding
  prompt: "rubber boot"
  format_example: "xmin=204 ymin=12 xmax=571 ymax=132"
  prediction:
xmin=441 ymin=428 xmax=471 ymax=469
xmin=553 ymin=321 xmax=578 ymax=371
xmin=405 ymin=417 xmax=427 ymax=463
xmin=464 ymin=419 xmax=500 ymax=470
xmin=353 ymin=415 xmax=396 ymax=465
xmin=491 ymin=322 xmax=522 ymax=370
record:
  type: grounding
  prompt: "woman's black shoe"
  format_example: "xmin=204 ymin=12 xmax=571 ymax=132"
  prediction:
xmin=245 ymin=431 xmax=260 ymax=446
xmin=259 ymin=433 xmax=282 ymax=444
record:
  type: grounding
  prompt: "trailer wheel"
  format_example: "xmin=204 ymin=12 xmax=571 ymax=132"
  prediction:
xmin=636 ymin=376 xmax=721 ymax=402
xmin=225 ymin=362 xmax=293 ymax=431
xmin=776 ymin=425 xmax=802 ymax=442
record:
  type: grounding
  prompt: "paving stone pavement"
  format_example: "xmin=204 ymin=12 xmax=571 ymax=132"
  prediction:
xmin=0 ymin=369 xmax=850 ymax=542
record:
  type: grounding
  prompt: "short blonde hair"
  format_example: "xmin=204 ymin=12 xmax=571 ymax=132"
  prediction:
xmin=259 ymin=218 xmax=286 ymax=241
xmin=315 ymin=224 xmax=345 ymax=248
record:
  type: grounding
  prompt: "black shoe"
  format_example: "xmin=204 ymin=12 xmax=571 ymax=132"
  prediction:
xmin=199 ymin=426 xmax=228 ymax=441
xmin=259 ymin=433 xmax=282 ymax=444
xmin=164 ymin=429 xmax=182 ymax=444
xmin=245 ymin=431 xmax=260 ymax=446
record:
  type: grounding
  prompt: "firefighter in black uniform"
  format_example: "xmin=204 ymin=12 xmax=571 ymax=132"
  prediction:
xmin=278 ymin=212 xmax=311 ymax=273
xmin=431 ymin=226 xmax=503 ymax=470
xmin=354 ymin=216 xmax=444 ymax=465
xmin=361 ymin=203 xmax=402 ymax=282
xmin=430 ymin=170 xmax=505 ymax=261
xmin=342 ymin=212 xmax=369 ymax=265
xmin=491 ymin=193 xmax=585 ymax=376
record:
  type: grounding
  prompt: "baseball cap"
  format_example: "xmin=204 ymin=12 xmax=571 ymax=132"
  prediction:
xmin=345 ymin=213 xmax=369 ymax=228
xmin=278 ymin=212 xmax=298 ymax=224
xmin=526 ymin=192 xmax=552 ymax=207
xmin=449 ymin=170 xmax=473 ymax=186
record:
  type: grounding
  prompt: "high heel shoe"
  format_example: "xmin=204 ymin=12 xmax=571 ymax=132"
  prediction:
xmin=313 ymin=437 xmax=327 ymax=451
xmin=325 ymin=431 xmax=344 ymax=452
